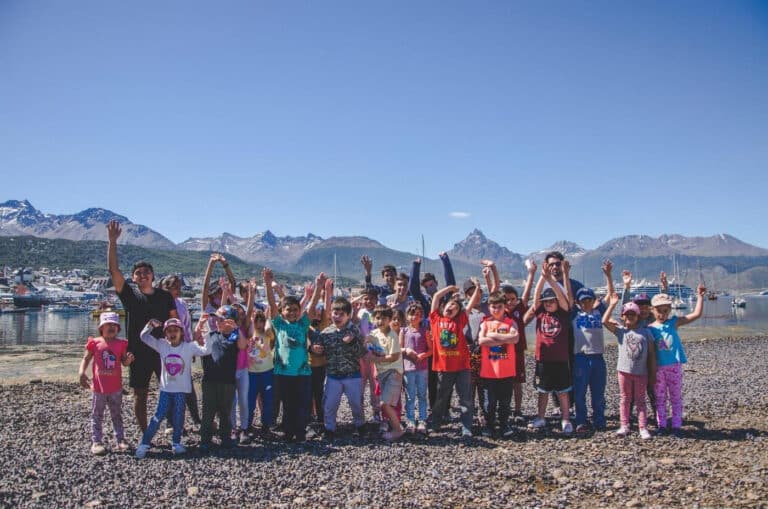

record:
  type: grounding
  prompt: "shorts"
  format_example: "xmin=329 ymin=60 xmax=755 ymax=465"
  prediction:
xmin=128 ymin=352 xmax=161 ymax=389
xmin=511 ymin=352 xmax=527 ymax=383
xmin=377 ymin=369 xmax=403 ymax=407
xmin=533 ymin=361 xmax=571 ymax=394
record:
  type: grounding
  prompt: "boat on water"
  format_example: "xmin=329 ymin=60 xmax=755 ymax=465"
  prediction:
xmin=671 ymin=298 xmax=688 ymax=310
xmin=731 ymin=297 xmax=747 ymax=309
xmin=47 ymin=302 xmax=92 ymax=314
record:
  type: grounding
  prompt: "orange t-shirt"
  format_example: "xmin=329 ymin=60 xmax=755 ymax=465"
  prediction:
xmin=479 ymin=315 xmax=518 ymax=379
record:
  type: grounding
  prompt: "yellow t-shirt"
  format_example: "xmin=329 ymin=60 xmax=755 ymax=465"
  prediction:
xmin=367 ymin=328 xmax=403 ymax=374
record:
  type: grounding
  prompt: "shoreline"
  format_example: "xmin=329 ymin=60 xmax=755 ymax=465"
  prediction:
xmin=0 ymin=335 xmax=766 ymax=507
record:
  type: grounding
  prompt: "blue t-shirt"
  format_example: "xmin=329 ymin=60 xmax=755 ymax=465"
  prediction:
xmin=649 ymin=316 xmax=687 ymax=367
xmin=272 ymin=314 xmax=312 ymax=376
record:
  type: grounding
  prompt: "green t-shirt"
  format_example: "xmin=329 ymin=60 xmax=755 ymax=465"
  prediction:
xmin=272 ymin=314 xmax=311 ymax=376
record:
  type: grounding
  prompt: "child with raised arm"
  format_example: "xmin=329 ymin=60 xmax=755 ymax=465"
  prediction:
xmin=78 ymin=312 xmax=134 ymax=455
xmin=263 ymin=267 xmax=323 ymax=443
xmin=361 ymin=255 xmax=396 ymax=305
xmin=478 ymin=292 xmax=519 ymax=438
xmin=523 ymin=261 xmax=574 ymax=434
xmin=366 ymin=305 xmax=405 ymax=441
xmin=311 ymin=297 xmax=367 ymax=439
xmin=400 ymin=302 xmax=432 ymax=434
xmin=429 ymin=283 xmax=482 ymax=437
xmin=356 ymin=285 xmax=381 ymax=423
xmin=570 ymin=260 xmax=615 ymax=433
xmin=602 ymin=294 xmax=657 ymax=439
xmin=648 ymin=284 xmax=706 ymax=437
xmin=197 ymin=305 xmax=248 ymax=453
xmin=246 ymin=307 xmax=276 ymax=438
xmin=502 ymin=259 xmax=536 ymax=423
xmin=135 ymin=318 xmax=212 ymax=458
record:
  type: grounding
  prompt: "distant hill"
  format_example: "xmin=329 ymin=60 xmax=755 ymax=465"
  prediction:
xmin=0 ymin=200 xmax=175 ymax=249
xmin=2 ymin=199 xmax=767 ymax=291
xmin=0 ymin=236 xmax=317 ymax=285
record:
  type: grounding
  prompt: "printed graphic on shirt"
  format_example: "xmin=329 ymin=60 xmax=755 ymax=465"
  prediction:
xmin=575 ymin=312 xmax=602 ymax=330
xmin=488 ymin=344 xmax=508 ymax=360
xmin=540 ymin=314 xmax=562 ymax=338
xmin=101 ymin=350 xmax=117 ymax=370
xmin=626 ymin=333 xmax=644 ymax=360
xmin=439 ymin=328 xmax=458 ymax=349
xmin=164 ymin=353 xmax=185 ymax=377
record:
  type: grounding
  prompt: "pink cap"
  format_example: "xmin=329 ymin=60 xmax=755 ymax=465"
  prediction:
xmin=621 ymin=302 xmax=640 ymax=315
xmin=163 ymin=318 xmax=183 ymax=332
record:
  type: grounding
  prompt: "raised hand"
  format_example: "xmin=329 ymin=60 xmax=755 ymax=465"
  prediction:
xmin=262 ymin=267 xmax=274 ymax=285
xmin=602 ymin=259 xmax=613 ymax=275
xmin=480 ymin=259 xmax=495 ymax=268
xmin=316 ymin=272 xmax=328 ymax=287
xmin=541 ymin=262 xmax=552 ymax=280
xmin=360 ymin=255 xmax=372 ymax=273
xmin=697 ymin=283 xmax=706 ymax=296
xmin=482 ymin=266 xmax=491 ymax=278
xmin=660 ymin=271 xmax=668 ymax=287
xmin=527 ymin=259 xmax=537 ymax=275
xmin=106 ymin=220 xmax=122 ymax=242
xmin=622 ymin=270 xmax=632 ymax=287
xmin=562 ymin=259 xmax=571 ymax=276
xmin=147 ymin=318 xmax=162 ymax=329
xmin=609 ymin=292 xmax=620 ymax=306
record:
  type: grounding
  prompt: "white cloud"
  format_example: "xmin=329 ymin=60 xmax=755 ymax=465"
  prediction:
xmin=449 ymin=211 xmax=471 ymax=219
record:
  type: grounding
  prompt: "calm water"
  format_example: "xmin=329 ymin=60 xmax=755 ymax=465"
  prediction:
xmin=2 ymin=296 xmax=767 ymax=346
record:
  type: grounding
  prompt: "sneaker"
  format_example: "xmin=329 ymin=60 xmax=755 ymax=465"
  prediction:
xmin=383 ymin=429 xmax=405 ymax=441
xmin=406 ymin=421 xmax=416 ymax=434
xmin=575 ymin=424 xmax=589 ymax=434
xmin=239 ymin=430 xmax=251 ymax=445
xmin=116 ymin=441 xmax=130 ymax=452
xmin=513 ymin=412 xmax=526 ymax=425
xmin=90 ymin=442 xmax=107 ymax=456
xmin=230 ymin=428 xmax=239 ymax=441
xmin=501 ymin=425 xmax=515 ymax=438
xmin=198 ymin=443 xmax=210 ymax=455
xmin=172 ymin=443 xmax=187 ymax=455
xmin=639 ymin=428 xmax=652 ymax=440
xmin=615 ymin=426 xmax=630 ymax=437
xmin=655 ymin=427 xmax=668 ymax=437
xmin=671 ymin=428 xmax=684 ymax=439
xmin=460 ymin=426 xmax=473 ymax=438
xmin=528 ymin=417 xmax=546 ymax=429
xmin=323 ymin=429 xmax=336 ymax=441
xmin=416 ymin=422 xmax=427 ymax=434
xmin=135 ymin=443 xmax=150 ymax=459
xmin=481 ymin=426 xmax=493 ymax=437
xmin=561 ymin=421 xmax=573 ymax=435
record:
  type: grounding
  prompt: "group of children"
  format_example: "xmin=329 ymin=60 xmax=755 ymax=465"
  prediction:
xmin=80 ymin=246 xmax=706 ymax=457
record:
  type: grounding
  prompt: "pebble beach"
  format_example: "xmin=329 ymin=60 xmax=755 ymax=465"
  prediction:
xmin=0 ymin=335 xmax=766 ymax=508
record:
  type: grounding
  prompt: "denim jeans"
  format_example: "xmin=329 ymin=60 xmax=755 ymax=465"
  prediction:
xmin=323 ymin=375 xmax=365 ymax=431
xmin=247 ymin=370 xmax=274 ymax=427
xmin=142 ymin=391 xmax=186 ymax=446
xmin=230 ymin=368 xmax=250 ymax=430
xmin=572 ymin=353 xmax=607 ymax=427
xmin=403 ymin=369 xmax=428 ymax=422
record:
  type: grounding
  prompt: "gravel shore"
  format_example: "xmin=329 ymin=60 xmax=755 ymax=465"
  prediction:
xmin=1 ymin=335 xmax=766 ymax=508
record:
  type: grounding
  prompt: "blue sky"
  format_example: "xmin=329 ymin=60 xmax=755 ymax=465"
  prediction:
xmin=1 ymin=1 xmax=766 ymax=256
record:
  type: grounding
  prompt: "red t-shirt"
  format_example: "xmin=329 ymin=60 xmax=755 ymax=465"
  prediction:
xmin=429 ymin=310 xmax=470 ymax=372
xmin=86 ymin=336 xmax=128 ymax=394
xmin=534 ymin=308 xmax=570 ymax=362
xmin=479 ymin=315 xmax=518 ymax=379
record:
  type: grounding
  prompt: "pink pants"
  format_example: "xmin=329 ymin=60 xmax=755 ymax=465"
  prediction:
xmin=655 ymin=363 xmax=684 ymax=429
xmin=618 ymin=372 xmax=648 ymax=428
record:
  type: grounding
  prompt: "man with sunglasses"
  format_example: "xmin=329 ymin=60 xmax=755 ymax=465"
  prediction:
xmin=107 ymin=220 xmax=177 ymax=433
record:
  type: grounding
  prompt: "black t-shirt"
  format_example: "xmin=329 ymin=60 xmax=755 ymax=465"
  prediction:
xmin=118 ymin=283 xmax=176 ymax=360
xmin=202 ymin=331 xmax=239 ymax=384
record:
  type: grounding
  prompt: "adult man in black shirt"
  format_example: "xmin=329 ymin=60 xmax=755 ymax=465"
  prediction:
xmin=107 ymin=220 xmax=177 ymax=432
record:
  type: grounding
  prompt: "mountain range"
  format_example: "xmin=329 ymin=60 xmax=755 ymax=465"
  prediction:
xmin=2 ymin=199 xmax=767 ymax=289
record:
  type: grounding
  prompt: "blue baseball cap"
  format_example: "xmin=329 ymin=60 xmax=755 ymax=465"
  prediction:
xmin=576 ymin=288 xmax=596 ymax=301
xmin=540 ymin=288 xmax=557 ymax=301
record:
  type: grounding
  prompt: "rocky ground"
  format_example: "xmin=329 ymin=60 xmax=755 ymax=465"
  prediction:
xmin=0 ymin=336 xmax=766 ymax=508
